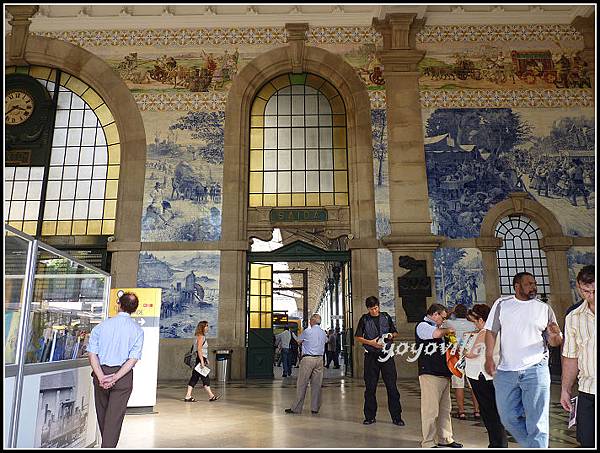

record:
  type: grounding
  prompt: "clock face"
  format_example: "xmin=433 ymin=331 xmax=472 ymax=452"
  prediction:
xmin=5 ymin=89 xmax=35 ymax=125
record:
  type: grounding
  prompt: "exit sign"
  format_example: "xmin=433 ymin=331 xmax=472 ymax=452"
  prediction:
xmin=270 ymin=208 xmax=328 ymax=223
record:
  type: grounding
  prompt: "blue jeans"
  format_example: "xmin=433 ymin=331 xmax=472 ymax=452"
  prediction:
xmin=493 ymin=359 xmax=550 ymax=448
xmin=281 ymin=348 xmax=291 ymax=376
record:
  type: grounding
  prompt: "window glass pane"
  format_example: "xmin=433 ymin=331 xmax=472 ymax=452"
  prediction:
xmin=292 ymin=172 xmax=305 ymax=192
xmin=278 ymin=149 xmax=291 ymax=170
xmin=306 ymin=171 xmax=319 ymax=192
xmin=292 ymin=150 xmax=305 ymax=170
xmin=15 ymin=168 xmax=30 ymax=180
xmin=12 ymin=182 xmax=28 ymax=200
xmin=292 ymin=95 xmax=304 ymax=114
xmin=306 ymin=149 xmax=319 ymax=170
xmin=319 ymin=127 xmax=332 ymax=147
xmin=24 ymin=201 xmax=40 ymax=220
xmin=265 ymin=129 xmax=277 ymax=149
xmin=43 ymin=201 xmax=59 ymax=219
xmin=46 ymin=181 xmax=61 ymax=200
xmin=61 ymin=181 xmax=76 ymax=199
xmin=69 ymin=110 xmax=84 ymax=127
xmin=320 ymin=172 xmax=333 ymax=192
xmin=81 ymin=128 xmax=96 ymax=146
xmin=292 ymin=128 xmax=304 ymax=149
xmin=264 ymin=172 xmax=277 ymax=193
xmin=265 ymin=115 xmax=277 ymax=127
xmin=55 ymin=110 xmax=70 ymax=127
xmin=278 ymin=171 xmax=291 ymax=192
xmin=278 ymin=128 xmax=291 ymax=148
xmin=91 ymin=181 xmax=106 ymax=198
xmin=83 ymin=109 xmax=98 ymax=127
xmin=27 ymin=181 xmax=43 ymax=199
xmin=318 ymin=95 xmax=331 ymax=114
xmin=278 ymin=115 xmax=291 ymax=127
xmin=76 ymin=181 xmax=91 ymax=199
xmin=63 ymin=167 xmax=78 ymax=180
xmin=67 ymin=128 xmax=82 ymax=146
xmin=58 ymin=201 xmax=74 ymax=219
xmin=65 ymin=147 xmax=80 ymax=165
xmin=306 ymin=128 xmax=318 ymax=147
xmin=73 ymin=200 xmax=89 ymax=219
xmin=320 ymin=115 xmax=332 ymax=126
xmin=264 ymin=149 xmax=277 ymax=171
xmin=92 ymin=166 xmax=107 ymax=179
xmin=89 ymin=200 xmax=104 ymax=218
xmin=305 ymin=95 xmax=318 ymax=114
xmin=320 ymin=149 xmax=333 ymax=169
xmin=278 ymin=95 xmax=291 ymax=115
xmin=291 ymin=116 xmax=304 ymax=127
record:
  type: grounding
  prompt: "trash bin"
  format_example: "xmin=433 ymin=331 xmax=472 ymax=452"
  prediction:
xmin=214 ymin=349 xmax=232 ymax=382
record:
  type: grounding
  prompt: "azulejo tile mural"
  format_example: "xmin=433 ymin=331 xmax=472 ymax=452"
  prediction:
xmin=424 ymin=107 xmax=595 ymax=239
xmin=377 ymin=249 xmax=396 ymax=321
xmin=566 ymin=247 xmax=595 ymax=305
xmin=137 ymin=251 xmax=220 ymax=339
xmin=140 ymin=111 xmax=224 ymax=242
xmin=433 ymin=248 xmax=486 ymax=309
xmin=372 ymin=109 xmax=391 ymax=239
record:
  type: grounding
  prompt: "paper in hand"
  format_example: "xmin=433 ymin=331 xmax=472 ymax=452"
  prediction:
xmin=568 ymin=396 xmax=578 ymax=428
xmin=194 ymin=363 xmax=210 ymax=377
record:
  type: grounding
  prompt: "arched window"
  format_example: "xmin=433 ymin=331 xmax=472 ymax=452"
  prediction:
xmin=495 ymin=214 xmax=550 ymax=297
xmin=5 ymin=65 xmax=120 ymax=237
xmin=248 ymin=73 xmax=348 ymax=207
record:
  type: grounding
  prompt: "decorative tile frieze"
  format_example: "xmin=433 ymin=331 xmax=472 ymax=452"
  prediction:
xmin=419 ymin=89 xmax=593 ymax=108
xmin=134 ymin=91 xmax=228 ymax=111
xmin=135 ymin=88 xmax=592 ymax=111
xmin=34 ymin=24 xmax=582 ymax=48
xmin=417 ymin=24 xmax=582 ymax=43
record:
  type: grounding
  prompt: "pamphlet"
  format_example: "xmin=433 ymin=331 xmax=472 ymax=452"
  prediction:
xmin=568 ymin=396 xmax=578 ymax=428
xmin=194 ymin=363 xmax=211 ymax=377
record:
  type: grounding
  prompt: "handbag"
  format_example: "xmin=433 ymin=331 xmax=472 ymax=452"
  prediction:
xmin=183 ymin=344 xmax=195 ymax=368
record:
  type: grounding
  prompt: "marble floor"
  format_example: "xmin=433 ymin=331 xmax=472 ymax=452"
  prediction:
xmin=117 ymin=367 xmax=579 ymax=449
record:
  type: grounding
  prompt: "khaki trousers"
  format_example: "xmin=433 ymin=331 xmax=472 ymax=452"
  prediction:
xmin=290 ymin=356 xmax=323 ymax=413
xmin=419 ymin=374 xmax=454 ymax=448
xmin=93 ymin=365 xmax=134 ymax=448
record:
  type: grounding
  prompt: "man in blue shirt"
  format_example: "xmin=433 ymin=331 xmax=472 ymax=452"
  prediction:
xmin=285 ymin=313 xmax=328 ymax=415
xmin=88 ymin=292 xmax=144 ymax=448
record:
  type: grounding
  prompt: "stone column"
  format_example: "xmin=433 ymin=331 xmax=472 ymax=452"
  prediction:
xmin=571 ymin=15 xmax=595 ymax=90
xmin=374 ymin=14 xmax=443 ymax=348
xmin=540 ymin=237 xmax=574 ymax=326
xmin=5 ymin=5 xmax=38 ymax=65
xmin=475 ymin=237 xmax=503 ymax=304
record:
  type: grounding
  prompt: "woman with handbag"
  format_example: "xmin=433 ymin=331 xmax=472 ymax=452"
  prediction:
xmin=183 ymin=320 xmax=220 ymax=402
xmin=464 ymin=304 xmax=507 ymax=447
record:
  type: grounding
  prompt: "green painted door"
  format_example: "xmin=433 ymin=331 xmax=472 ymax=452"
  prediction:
xmin=246 ymin=263 xmax=274 ymax=378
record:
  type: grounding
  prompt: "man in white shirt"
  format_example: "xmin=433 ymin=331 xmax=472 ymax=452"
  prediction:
xmin=276 ymin=325 xmax=298 ymax=378
xmin=484 ymin=272 xmax=563 ymax=448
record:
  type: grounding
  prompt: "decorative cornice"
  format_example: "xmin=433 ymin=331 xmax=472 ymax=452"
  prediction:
xmin=475 ymin=237 xmax=504 ymax=252
xmin=539 ymin=236 xmax=573 ymax=252
xmin=373 ymin=13 xmax=424 ymax=50
xmin=382 ymin=234 xmax=445 ymax=253
xmin=377 ymin=49 xmax=426 ymax=73
xmin=30 ymin=24 xmax=583 ymax=48
xmin=125 ymin=88 xmax=593 ymax=112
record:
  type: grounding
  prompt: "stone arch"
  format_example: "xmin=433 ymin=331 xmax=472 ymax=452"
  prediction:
xmin=219 ymin=42 xmax=378 ymax=379
xmin=477 ymin=193 xmax=573 ymax=319
xmin=222 ymin=44 xmax=376 ymax=243
xmin=13 ymin=35 xmax=147 ymax=287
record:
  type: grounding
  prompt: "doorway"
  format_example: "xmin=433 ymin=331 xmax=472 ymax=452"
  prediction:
xmin=245 ymin=240 xmax=352 ymax=379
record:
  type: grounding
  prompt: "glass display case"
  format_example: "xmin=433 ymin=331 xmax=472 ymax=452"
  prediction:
xmin=4 ymin=224 xmax=110 ymax=448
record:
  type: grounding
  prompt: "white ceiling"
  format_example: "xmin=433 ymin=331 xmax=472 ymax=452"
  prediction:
xmin=5 ymin=4 xmax=596 ymax=31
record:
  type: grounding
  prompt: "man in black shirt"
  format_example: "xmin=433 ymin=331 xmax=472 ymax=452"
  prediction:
xmin=355 ymin=296 xmax=404 ymax=426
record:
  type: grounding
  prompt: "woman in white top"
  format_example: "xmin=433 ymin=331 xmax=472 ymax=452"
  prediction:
xmin=184 ymin=321 xmax=220 ymax=402
xmin=464 ymin=304 xmax=507 ymax=448
xmin=446 ymin=304 xmax=479 ymax=420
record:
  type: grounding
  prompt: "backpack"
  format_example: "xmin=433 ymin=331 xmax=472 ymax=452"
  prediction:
xmin=183 ymin=344 xmax=195 ymax=368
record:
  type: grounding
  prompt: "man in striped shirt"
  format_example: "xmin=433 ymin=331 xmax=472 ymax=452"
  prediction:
xmin=561 ymin=265 xmax=595 ymax=448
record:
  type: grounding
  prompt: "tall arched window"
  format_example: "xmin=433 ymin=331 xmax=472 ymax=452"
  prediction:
xmin=495 ymin=214 xmax=550 ymax=297
xmin=5 ymin=65 xmax=120 ymax=237
xmin=248 ymin=73 xmax=348 ymax=207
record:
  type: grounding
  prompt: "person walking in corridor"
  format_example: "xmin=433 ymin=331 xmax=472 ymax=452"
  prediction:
xmin=561 ymin=265 xmax=595 ymax=447
xmin=484 ymin=272 xmax=563 ymax=448
xmin=88 ymin=292 xmax=144 ymax=448
xmin=184 ymin=321 xmax=220 ymax=402
xmin=285 ymin=314 xmax=328 ymax=415
xmin=416 ymin=303 xmax=462 ymax=448
xmin=276 ymin=324 xmax=298 ymax=377
xmin=464 ymin=304 xmax=508 ymax=448
xmin=355 ymin=296 xmax=405 ymax=427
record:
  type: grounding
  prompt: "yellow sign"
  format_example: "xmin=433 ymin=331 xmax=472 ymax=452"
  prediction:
xmin=109 ymin=288 xmax=162 ymax=318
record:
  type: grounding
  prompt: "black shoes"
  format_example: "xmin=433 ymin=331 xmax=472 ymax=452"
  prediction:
xmin=437 ymin=441 xmax=463 ymax=448
xmin=392 ymin=418 xmax=405 ymax=426
xmin=284 ymin=408 xmax=297 ymax=414
xmin=311 ymin=410 xmax=319 ymax=414
xmin=363 ymin=418 xmax=376 ymax=425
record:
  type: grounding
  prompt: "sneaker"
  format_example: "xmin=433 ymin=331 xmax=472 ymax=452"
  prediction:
xmin=362 ymin=419 xmax=376 ymax=425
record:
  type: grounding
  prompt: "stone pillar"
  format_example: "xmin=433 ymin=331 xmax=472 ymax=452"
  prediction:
xmin=571 ymin=15 xmax=595 ymax=90
xmin=475 ymin=237 xmax=504 ymax=304
xmin=5 ymin=5 xmax=38 ymax=65
xmin=374 ymin=14 xmax=443 ymax=347
xmin=539 ymin=236 xmax=574 ymax=326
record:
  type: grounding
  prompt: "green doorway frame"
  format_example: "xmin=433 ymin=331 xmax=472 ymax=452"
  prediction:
xmin=246 ymin=240 xmax=352 ymax=379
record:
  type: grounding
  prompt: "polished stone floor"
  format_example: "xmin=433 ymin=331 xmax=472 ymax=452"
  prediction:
xmin=118 ymin=366 xmax=578 ymax=449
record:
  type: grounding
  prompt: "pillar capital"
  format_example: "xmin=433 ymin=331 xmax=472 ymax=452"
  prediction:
xmin=372 ymin=13 xmax=425 ymax=51
xmin=6 ymin=5 xmax=39 ymax=65
xmin=539 ymin=236 xmax=573 ymax=252
xmin=382 ymin=234 xmax=444 ymax=254
xmin=475 ymin=237 xmax=503 ymax=252
xmin=376 ymin=49 xmax=426 ymax=73
xmin=285 ymin=22 xmax=309 ymax=74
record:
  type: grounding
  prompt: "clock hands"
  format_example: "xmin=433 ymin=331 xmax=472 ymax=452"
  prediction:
xmin=6 ymin=105 xmax=27 ymax=115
